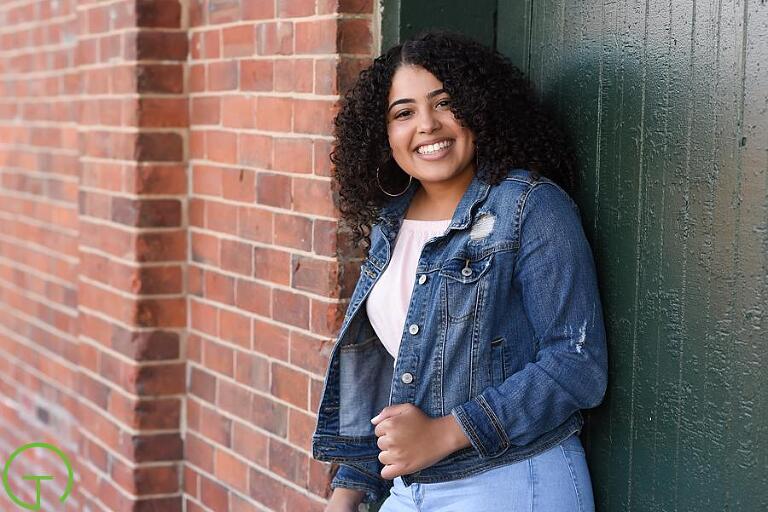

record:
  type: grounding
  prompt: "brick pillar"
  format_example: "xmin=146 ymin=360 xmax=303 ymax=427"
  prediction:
xmin=184 ymin=0 xmax=375 ymax=510
xmin=75 ymin=1 xmax=188 ymax=510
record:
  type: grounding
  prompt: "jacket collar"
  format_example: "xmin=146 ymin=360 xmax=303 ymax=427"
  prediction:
xmin=377 ymin=169 xmax=492 ymax=237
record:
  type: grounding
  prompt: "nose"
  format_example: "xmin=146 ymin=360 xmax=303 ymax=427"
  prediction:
xmin=416 ymin=108 xmax=441 ymax=133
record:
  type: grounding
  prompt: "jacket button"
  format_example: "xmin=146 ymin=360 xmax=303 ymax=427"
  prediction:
xmin=408 ymin=324 xmax=419 ymax=335
xmin=461 ymin=267 xmax=473 ymax=277
xmin=418 ymin=274 xmax=427 ymax=285
xmin=401 ymin=372 xmax=414 ymax=384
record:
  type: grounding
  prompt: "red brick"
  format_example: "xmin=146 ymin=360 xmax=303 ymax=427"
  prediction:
xmin=136 ymin=230 xmax=187 ymax=262
xmin=292 ymin=177 xmax=336 ymax=216
xmin=221 ymin=96 xmax=256 ymax=129
xmin=186 ymin=433 xmax=214 ymax=473
xmin=200 ymin=473 xmax=229 ymax=511
xmin=256 ymin=21 xmax=294 ymax=55
xmin=208 ymin=0 xmax=240 ymax=24
xmin=337 ymin=56 xmax=371 ymax=94
xmin=252 ymin=319 xmax=290 ymax=360
xmin=191 ymin=231 xmax=220 ymax=265
xmin=338 ymin=18 xmax=372 ymax=53
xmin=237 ymin=205 xmax=273 ymax=243
xmin=221 ymin=238 xmax=253 ymax=276
xmin=243 ymin=0 xmax=275 ymax=19
xmin=238 ymin=133 xmax=273 ymax=169
xmin=268 ymin=438 xmax=309 ymax=486
xmin=274 ymin=58 xmax=314 ymax=93
xmin=223 ymin=25 xmax=255 ymax=57
xmin=203 ymin=336 xmax=235 ymax=377
xmin=137 ymin=64 xmax=183 ymax=93
xmin=234 ymin=351 xmax=269 ymax=390
xmin=274 ymin=213 xmax=312 ymax=251
xmin=219 ymin=308 xmax=251 ymax=348
xmin=200 ymin=402 xmax=233 ymax=446
xmin=314 ymin=57 xmax=338 ymax=94
xmin=272 ymin=289 xmax=310 ymax=329
xmin=111 ymin=197 xmax=182 ymax=227
xmin=250 ymin=392 xmax=288 ymax=436
xmin=206 ymin=130 xmax=238 ymax=164
xmin=271 ymin=363 xmax=309 ymax=409
xmin=313 ymin=138 xmax=334 ymax=176
xmin=294 ymin=98 xmax=335 ymax=135
xmin=240 ymin=59 xmax=274 ymax=91
xmin=130 ymin=432 xmax=183 ymax=462
xmin=273 ymin=137 xmax=312 ymax=174
xmin=208 ymin=60 xmax=238 ymax=91
xmin=256 ymin=173 xmax=292 ymax=209
xmin=205 ymin=200 xmax=239 ymax=236
xmin=278 ymin=0 xmax=316 ymax=17
xmin=204 ymin=269 xmax=236 ymax=305
xmin=255 ymin=96 xmax=293 ymax=132
xmin=288 ymin=408 xmax=318 ymax=452
xmin=190 ymin=63 xmax=206 ymax=92
xmin=215 ymin=448 xmax=248 ymax=493
xmin=191 ymin=96 xmax=220 ymax=125
xmin=189 ymin=366 xmax=217 ymax=404
xmin=310 ymin=299 xmax=345 ymax=336
xmin=136 ymin=132 xmax=183 ymax=162
xmin=136 ymin=31 xmax=188 ymax=60
xmin=191 ymin=299 xmax=219 ymax=337
xmin=235 ymin=279 xmax=271 ymax=317
xmin=138 ymin=98 xmax=188 ymax=127
xmin=295 ymin=19 xmax=336 ymax=54
xmin=253 ymin=247 xmax=291 ymax=285
xmin=137 ymin=0 xmax=182 ymax=28
xmin=292 ymin=255 xmax=339 ymax=296
xmin=232 ymin=422 xmax=268 ymax=465
xmin=203 ymin=29 xmax=221 ymax=59
xmin=192 ymin=164 xmax=223 ymax=196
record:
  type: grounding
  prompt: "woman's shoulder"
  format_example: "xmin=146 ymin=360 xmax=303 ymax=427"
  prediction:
xmin=487 ymin=168 xmax=579 ymax=220
xmin=490 ymin=168 xmax=570 ymax=201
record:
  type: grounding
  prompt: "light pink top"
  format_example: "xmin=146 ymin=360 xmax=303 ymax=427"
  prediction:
xmin=366 ymin=218 xmax=452 ymax=365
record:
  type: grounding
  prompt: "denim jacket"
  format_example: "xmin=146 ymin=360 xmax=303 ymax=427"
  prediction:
xmin=312 ymin=168 xmax=608 ymax=504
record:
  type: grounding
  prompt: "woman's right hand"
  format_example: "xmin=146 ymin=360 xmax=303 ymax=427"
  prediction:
xmin=324 ymin=487 xmax=366 ymax=512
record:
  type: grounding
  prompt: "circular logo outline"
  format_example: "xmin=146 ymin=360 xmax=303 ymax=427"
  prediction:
xmin=2 ymin=442 xmax=73 ymax=510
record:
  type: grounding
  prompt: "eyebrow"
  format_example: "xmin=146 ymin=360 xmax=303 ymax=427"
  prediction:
xmin=387 ymin=88 xmax=448 ymax=112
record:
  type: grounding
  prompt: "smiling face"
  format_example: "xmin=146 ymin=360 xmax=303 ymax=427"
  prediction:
xmin=386 ymin=65 xmax=476 ymax=192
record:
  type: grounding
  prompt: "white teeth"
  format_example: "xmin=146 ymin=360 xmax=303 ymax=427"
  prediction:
xmin=416 ymin=140 xmax=453 ymax=154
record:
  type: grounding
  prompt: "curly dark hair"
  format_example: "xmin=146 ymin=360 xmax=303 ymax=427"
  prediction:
xmin=331 ymin=30 xmax=576 ymax=249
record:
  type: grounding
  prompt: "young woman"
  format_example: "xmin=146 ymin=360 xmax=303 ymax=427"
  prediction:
xmin=312 ymin=31 xmax=608 ymax=512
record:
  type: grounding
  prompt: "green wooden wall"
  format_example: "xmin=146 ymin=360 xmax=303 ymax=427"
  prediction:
xmin=380 ymin=1 xmax=767 ymax=510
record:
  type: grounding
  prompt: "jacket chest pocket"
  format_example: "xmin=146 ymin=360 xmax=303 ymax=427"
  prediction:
xmin=439 ymin=252 xmax=494 ymax=323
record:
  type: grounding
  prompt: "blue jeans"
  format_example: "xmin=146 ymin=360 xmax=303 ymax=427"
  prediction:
xmin=378 ymin=434 xmax=595 ymax=512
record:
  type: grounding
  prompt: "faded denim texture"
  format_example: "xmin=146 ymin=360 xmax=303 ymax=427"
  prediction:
xmin=312 ymin=168 xmax=608 ymax=504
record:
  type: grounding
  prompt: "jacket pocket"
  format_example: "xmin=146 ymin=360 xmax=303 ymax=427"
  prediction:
xmin=490 ymin=336 xmax=507 ymax=387
xmin=439 ymin=252 xmax=494 ymax=323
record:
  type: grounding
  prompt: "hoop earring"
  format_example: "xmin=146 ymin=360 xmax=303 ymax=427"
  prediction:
xmin=376 ymin=166 xmax=412 ymax=197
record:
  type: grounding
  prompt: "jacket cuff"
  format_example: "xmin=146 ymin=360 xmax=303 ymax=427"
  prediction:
xmin=331 ymin=463 xmax=390 ymax=504
xmin=451 ymin=395 xmax=511 ymax=458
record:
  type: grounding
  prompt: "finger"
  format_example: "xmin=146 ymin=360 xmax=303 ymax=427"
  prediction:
xmin=371 ymin=404 xmax=407 ymax=424
xmin=381 ymin=463 xmax=406 ymax=480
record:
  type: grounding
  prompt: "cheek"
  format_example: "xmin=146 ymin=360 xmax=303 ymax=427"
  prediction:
xmin=387 ymin=127 xmax=410 ymax=154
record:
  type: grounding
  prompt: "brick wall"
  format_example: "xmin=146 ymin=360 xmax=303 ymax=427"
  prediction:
xmin=0 ymin=0 xmax=376 ymax=510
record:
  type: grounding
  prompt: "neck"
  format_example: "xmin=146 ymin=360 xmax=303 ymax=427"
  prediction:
xmin=406 ymin=169 xmax=475 ymax=220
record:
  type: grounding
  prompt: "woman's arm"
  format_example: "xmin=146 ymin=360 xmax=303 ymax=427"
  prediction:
xmin=325 ymin=487 xmax=365 ymax=512
xmin=450 ymin=181 xmax=608 ymax=457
